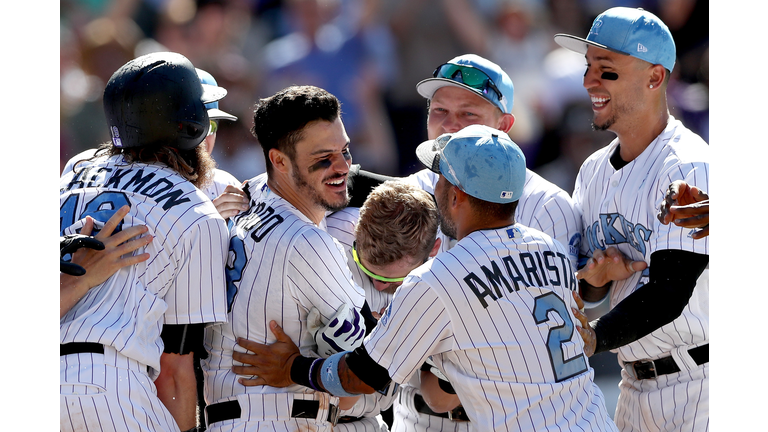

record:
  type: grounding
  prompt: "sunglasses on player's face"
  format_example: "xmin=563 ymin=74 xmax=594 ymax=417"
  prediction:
xmin=352 ymin=241 xmax=406 ymax=283
xmin=207 ymin=120 xmax=218 ymax=136
xmin=432 ymin=63 xmax=503 ymax=105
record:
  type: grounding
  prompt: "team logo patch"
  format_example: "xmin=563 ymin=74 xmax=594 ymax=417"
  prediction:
xmin=506 ymin=227 xmax=522 ymax=239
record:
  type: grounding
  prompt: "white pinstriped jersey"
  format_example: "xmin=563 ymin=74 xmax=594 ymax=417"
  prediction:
xmin=364 ymin=224 xmax=616 ymax=431
xmin=406 ymin=168 xmax=582 ymax=270
xmin=203 ymin=176 xmax=366 ymax=410
xmin=203 ymin=168 xmax=241 ymax=201
xmin=572 ymin=116 xmax=709 ymax=364
xmin=60 ymin=151 xmax=230 ymax=373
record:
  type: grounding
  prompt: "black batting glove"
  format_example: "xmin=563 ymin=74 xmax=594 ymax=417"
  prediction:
xmin=60 ymin=234 xmax=105 ymax=276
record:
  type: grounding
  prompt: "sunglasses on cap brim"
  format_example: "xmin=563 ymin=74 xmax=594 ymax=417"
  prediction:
xmin=433 ymin=63 xmax=503 ymax=104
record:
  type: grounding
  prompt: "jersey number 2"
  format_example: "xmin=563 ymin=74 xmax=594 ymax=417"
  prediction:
xmin=532 ymin=292 xmax=588 ymax=382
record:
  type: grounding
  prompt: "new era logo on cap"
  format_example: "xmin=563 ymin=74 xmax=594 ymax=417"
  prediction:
xmin=637 ymin=43 xmax=648 ymax=53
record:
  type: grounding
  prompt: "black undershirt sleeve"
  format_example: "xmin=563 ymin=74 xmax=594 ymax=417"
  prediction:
xmin=160 ymin=323 xmax=208 ymax=357
xmin=346 ymin=165 xmax=399 ymax=208
xmin=345 ymin=345 xmax=394 ymax=392
xmin=593 ymin=249 xmax=708 ymax=354
xmin=360 ymin=301 xmax=379 ymax=336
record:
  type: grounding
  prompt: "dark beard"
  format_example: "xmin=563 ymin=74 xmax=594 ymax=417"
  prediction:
xmin=437 ymin=185 xmax=457 ymax=239
xmin=291 ymin=162 xmax=349 ymax=212
xmin=592 ymin=115 xmax=615 ymax=132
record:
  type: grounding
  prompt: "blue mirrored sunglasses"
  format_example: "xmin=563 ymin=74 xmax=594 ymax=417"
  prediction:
xmin=433 ymin=63 xmax=503 ymax=104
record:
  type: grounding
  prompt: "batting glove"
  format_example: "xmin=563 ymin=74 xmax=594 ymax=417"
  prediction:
xmin=307 ymin=304 xmax=366 ymax=358
xmin=60 ymin=234 xmax=105 ymax=276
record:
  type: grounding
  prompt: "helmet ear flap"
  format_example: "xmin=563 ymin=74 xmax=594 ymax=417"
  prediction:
xmin=103 ymin=52 xmax=217 ymax=150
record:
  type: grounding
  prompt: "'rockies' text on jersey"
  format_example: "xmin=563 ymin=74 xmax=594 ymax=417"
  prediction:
xmin=573 ymin=116 xmax=709 ymax=363
xmin=60 ymin=150 xmax=230 ymax=375
xmin=364 ymin=224 xmax=616 ymax=431
xmin=203 ymin=173 xmax=366 ymax=424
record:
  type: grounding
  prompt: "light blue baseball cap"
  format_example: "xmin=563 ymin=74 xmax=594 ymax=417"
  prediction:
xmin=416 ymin=54 xmax=515 ymax=114
xmin=554 ymin=7 xmax=676 ymax=72
xmin=416 ymin=124 xmax=526 ymax=203
xmin=195 ymin=68 xmax=238 ymax=121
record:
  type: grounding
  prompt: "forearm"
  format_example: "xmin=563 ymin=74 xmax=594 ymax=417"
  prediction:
xmin=579 ymin=279 xmax=611 ymax=303
xmin=592 ymin=250 xmax=708 ymax=354
xmin=60 ymin=275 xmax=92 ymax=318
xmin=155 ymin=352 xmax=198 ymax=430
xmin=419 ymin=371 xmax=461 ymax=413
xmin=291 ymin=346 xmax=391 ymax=397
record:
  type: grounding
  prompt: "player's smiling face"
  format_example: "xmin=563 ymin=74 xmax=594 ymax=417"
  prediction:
xmin=289 ymin=117 xmax=352 ymax=213
xmin=427 ymin=87 xmax=506 ymax=140
xmin=583 ymin=46 xmax=648 ymax=132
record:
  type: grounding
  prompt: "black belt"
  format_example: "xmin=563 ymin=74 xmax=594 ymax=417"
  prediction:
xmin=413 ymin=393 xmax=470 ymax=422
xmin=60 ymin=342 xmax=151 ymax=374
xmin=60 ymin=342 xmax=105 ymax=356
xmin=624 ymin=344 xmax=709 ymax=380
xmin=206 ymin=399 xmax=341 ymax=426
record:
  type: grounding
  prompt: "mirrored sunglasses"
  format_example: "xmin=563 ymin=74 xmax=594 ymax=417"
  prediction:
xmin=433 ymin=63 xmax=503 ymax=104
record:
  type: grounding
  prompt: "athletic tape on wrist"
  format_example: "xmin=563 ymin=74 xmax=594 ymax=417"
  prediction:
xmin=319 ymin=351 xmax=357 ymax=397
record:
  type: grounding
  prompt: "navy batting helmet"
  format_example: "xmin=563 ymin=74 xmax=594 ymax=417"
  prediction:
xmin=103 ymin=51 xmax=227 ymax=150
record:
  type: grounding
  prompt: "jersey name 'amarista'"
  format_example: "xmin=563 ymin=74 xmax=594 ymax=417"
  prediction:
xmin=60 ymin=151 xmax=229 ymax=375
xmin=364 ymin=224 xmax=616 ymax=431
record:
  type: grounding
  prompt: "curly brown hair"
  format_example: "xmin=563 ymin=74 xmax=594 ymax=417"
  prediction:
xmin=355 ymin=180 xmax=439 ymax=267
xmin=78 ymin=142 xmax=216 ymax=189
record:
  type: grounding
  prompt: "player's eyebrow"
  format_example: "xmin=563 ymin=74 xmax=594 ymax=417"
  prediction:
xmin=309 ymin=141 xmax=350 ymax=157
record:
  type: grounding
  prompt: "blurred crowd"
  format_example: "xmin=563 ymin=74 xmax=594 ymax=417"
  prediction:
xmin=60 ymin=0 xmax=708 ymax=192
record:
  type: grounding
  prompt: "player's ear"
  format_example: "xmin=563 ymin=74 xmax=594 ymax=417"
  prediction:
xmin=429 ymin=238 xmax=442 ymax=258
xmin=648 ymin=65 xmax=665 ymax=90
xmin=497 ymin=113 xmax=515 ymax=133
xmin=269 ymin=148 xmax=290 ymax=174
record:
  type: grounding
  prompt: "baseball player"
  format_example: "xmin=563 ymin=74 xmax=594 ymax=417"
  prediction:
xmin=554 ymin=7 xmax=709 ymax=431
xmin=231 ymin=124 xmax=618 ymax=432
xmin=201 ymin=85 xmax=367 ymax=432
xmin=325 ymin=180 xmax=442 ymax=431
xmin=60 ymin=52 xmax=230 ymax=432
xmin=392 ymin=53 xmax=585 ymax=432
